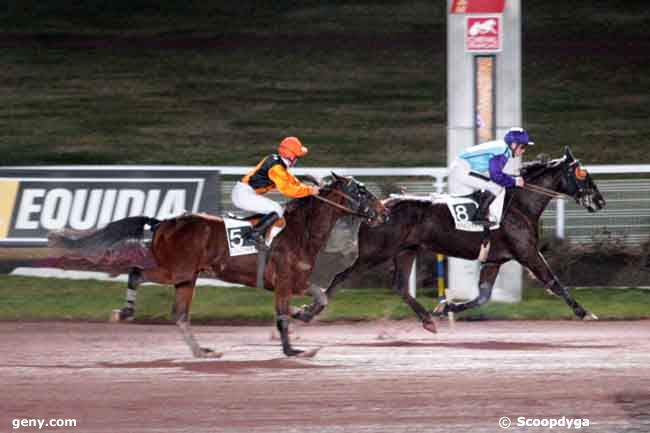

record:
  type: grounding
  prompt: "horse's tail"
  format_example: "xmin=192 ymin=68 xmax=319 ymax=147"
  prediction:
xmin=48 ymin=216 xmax=161 ymax=253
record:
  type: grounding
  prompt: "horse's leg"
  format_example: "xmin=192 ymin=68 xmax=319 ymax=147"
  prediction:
xmin=291 ymin=283 xmax=328 ymax=323
xmin=174 ymin=280 xmax=223 ymax=358
xmin=275 ymin=287 xmax=301 ymax=356
xmin=325 ymin=257 xmax=362 ymax=299
xmin=392 ymin=249 xmax=437 ymax=333
xmin=118 ymin=268 xmax=144 ymax=321
xmin=526 ymin=251 xmax=597 ymax=320
xmin=441 ymin=263 xmax=501 ymax=314
xmin=275 ymin=288 xmax=319 ymax=357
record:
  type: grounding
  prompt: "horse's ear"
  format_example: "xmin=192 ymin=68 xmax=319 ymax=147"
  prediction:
xmin=564 ymin=146 xmax=576 ymax=163
xmin=330 ymin=171 xmax=344 ymax=181
xmin=300 ymin=174 xmax=320 ymax=186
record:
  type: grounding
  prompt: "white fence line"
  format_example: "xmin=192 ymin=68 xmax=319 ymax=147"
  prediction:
xmin=4 ymin=164 xmax=649 ymax=295
xmin=11 ymin=163 xmax=650 ymax=194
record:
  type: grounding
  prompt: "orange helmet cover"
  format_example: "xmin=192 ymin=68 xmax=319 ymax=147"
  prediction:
xmin=278 ymin=137 xmax=308 ymax=159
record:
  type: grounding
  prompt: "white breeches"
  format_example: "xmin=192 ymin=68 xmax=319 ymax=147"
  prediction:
xmin=448 ymin=159 xmax=506 ymax=224
xmin=448 ymin=159 xmax=504 ymax=196
xmin=231 ymin=182 xmax=284 ymax=217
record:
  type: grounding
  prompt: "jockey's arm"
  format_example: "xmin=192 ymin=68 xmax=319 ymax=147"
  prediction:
xmin=488 ymin=155 xmax=517 ymax=188
xmin=268 ymin=165 xmax=315 ymax=198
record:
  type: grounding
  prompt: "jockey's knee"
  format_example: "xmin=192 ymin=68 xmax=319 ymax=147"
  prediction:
xmin=273 ymin=205 xmax=285 ymax=218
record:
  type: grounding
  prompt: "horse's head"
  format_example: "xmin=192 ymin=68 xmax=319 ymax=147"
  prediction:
xmin=559 ymin=147 xmax=606 ymax=212
xmin=326 ymin=172 xmax=388 ymax=226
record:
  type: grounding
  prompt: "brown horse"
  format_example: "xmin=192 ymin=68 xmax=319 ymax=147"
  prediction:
xmin=47 ymin=174 xmax=387 ymax=357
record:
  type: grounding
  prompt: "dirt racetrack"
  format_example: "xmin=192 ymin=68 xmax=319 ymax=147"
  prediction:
xmin=1 ymin=320 xmax=649 ymax=433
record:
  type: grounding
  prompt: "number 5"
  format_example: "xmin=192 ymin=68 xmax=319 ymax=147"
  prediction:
xmin=230 ymin=228 xmax=243 ymax=247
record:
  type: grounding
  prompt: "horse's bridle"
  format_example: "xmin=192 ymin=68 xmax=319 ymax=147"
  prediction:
xmin=563 ymin=160 xmax=591 ymax=197
xmin=315 ymin=181 xmax=378 ymax=221
xmin=523 ymin=183 xmax=568 ymax=199
xmin=523 ymin=158 xmax=587 ymax=202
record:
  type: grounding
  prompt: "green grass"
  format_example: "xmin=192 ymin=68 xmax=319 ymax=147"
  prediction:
xmin=0 ymin=275 xmax=648 ymax=323
xmin=0 ymin=1 xmax=647 ymax=166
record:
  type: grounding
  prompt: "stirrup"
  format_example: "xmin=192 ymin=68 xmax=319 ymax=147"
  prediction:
xmin=246 ymin=233 xmax=265 ymax=250
xmin=246 ymin=231 xmax=269 ymax=251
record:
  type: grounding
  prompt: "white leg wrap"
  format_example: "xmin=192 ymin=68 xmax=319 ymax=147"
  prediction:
xmin=488 ymin=189 xmax=507 ymax=224
xmin=126 ymin=288 xmax=137 ymax=303
xmin=266 ymin=225 xmax=285 ymax=246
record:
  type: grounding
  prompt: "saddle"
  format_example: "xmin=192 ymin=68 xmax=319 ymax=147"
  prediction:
xmin=390 ymin=192 xmax=498 ymax=232
xmin=223 ymin=212 xmax=275 ymax=289
xmin=389 ymin=192 xmax=493 ymax=262
xmin=225 ymin=212 xmax=263 ymax=223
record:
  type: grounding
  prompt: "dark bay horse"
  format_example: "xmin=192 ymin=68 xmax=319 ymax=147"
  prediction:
xmin=47 ymin=174 xmax=387 ymax=357
xmin=322 ymin=147 xmax=606 ymax=331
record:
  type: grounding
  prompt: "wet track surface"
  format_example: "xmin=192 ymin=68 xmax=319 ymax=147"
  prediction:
xmin=1 ymin=320 xmax=649 ymax=433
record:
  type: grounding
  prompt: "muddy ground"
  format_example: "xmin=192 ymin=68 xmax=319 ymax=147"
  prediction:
xmin=1 ymin=320 xmax=649 ymax=433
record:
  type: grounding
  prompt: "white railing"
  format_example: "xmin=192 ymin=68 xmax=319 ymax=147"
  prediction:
xmin=6 ymin=164 xmax=649 ymax=292
xmin=7 ymin=165 xmax=449 ymax=193
xmin=9 ymin=164 xmax=650 ymax=243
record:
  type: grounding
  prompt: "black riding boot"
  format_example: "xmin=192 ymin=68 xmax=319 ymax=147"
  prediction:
xmin=247 ymin=212 xmax=280 ymax=248
xmin=474 ymin=191 xmax=496 ymax=225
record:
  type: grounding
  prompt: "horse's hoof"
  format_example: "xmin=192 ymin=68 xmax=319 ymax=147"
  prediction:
xmin=297 ymin=347 xmax=321 ymax=358
xmin=376 ymin=329 xmax=394 ymax=340
xmin=284 ymin=348 xmax=304 ymax=357
xmin=195 ymin=348 xmax=223 ymax=358
xmin=432 ymin=303 xmax=448 ymax=316
xmin=583 ymin=312 xmax=599 ymax=321
xmin=290 ymin=305 xmax=314 ymax=323
xmin=118 ymin=307 xmax=135 ymax=321
xmin=422 ymin=320 xmax=438 ymax=334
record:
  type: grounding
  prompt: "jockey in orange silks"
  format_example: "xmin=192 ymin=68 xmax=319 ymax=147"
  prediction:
xmin=231 ymin=137 xmax=319 ymax=247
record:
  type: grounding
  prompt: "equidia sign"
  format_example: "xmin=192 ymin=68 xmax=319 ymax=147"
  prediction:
xmin=0 ymin=168 xmax=220 ymax=246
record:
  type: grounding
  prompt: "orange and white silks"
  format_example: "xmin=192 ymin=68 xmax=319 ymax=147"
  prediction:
xmin=232 ymin=154 xmax=314 ymax=246
xmin=233 ymin=153 xmax=313 ymax=222
xmin=241 ymin=154 xmax=313 ymax=198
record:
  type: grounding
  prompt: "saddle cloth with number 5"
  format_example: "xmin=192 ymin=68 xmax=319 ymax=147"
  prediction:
xmin=223 ymin=218 xmax=259 ymax=256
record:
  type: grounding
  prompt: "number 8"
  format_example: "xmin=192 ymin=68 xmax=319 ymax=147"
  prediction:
xmin=455 ymin=205 xmax=469 ymax=222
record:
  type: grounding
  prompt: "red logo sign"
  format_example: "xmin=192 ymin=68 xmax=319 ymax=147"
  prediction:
xmin=466 ymin=16 xmax=501 ymax=52
xmin=450 ymin=0 xmax=505 ymax=14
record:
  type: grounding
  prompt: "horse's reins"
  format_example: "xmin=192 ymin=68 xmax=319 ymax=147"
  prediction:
xmin=470 ymin=170 xmax=569 ymax=200
xmin=523 ymin=183 xmax=570 ymax=199
xmin=313 ymin=189 xmax=366 ymax=217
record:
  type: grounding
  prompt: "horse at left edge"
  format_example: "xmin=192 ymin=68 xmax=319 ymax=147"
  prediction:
xmin=45 ymin=174 xmax=387 ymax=358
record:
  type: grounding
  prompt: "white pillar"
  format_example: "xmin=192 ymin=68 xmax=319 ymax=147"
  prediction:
xmin=556 ymin=198 xmax=565 ymax=239
xmin=446 ymin=0 xmax=522 ymax=303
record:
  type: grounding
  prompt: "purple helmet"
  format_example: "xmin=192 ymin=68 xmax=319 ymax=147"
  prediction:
xmin=504 ymin=127 xmax=534 ymax=146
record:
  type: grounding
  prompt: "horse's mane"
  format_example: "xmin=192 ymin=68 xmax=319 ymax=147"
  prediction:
xmin=521 ymin=157 xmax=565 ymax=181
xmin=282 ymin=176 xmax=341 ymax=216
xmin=277 ymin=180 xmax=337 ymax=229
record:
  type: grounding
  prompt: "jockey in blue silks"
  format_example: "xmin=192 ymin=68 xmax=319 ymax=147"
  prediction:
xmin=448 ymin=127 xmax=534 ymax=225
